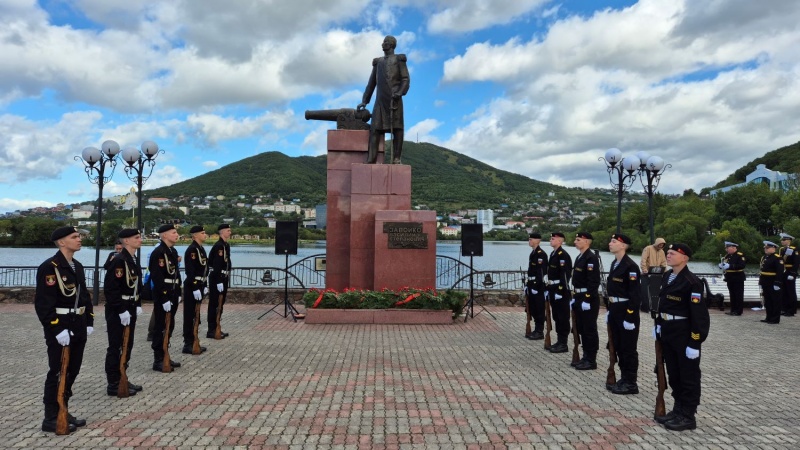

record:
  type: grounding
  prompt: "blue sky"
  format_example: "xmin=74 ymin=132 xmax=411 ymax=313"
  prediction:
xmin=2 ymin=0 xmax=800 ymax=213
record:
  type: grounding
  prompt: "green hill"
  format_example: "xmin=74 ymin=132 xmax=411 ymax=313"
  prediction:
xmin=149 ymin=142 xmax=574 ymax=209
xmin=706 ymin=140 xmax=800 ymax=192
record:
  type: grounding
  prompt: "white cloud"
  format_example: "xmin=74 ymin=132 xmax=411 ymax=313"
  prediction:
xmin=407 ymin=119 xmax=443 ymax=144
xmin=202 ymin=161 xmax=219 ymax=168
xmin=0 ymin=197 xmax=54 ymax=212
xmin=141 ymin=165 xmax=185 ymax=191
xmin=439 ymin=0 xmax=800 ymax=193
xmin=427 ymin=0 xmax=550 ymax=34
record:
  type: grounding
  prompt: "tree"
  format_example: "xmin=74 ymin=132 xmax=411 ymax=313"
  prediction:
xmin=713 ymin=184 xmax=781 ymax=234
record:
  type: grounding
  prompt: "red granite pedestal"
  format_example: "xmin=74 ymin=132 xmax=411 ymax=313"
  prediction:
xmin=325 ymin=129 xmax=435 ymax=292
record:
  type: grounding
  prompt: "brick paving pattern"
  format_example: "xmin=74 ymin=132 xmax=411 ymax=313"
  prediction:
xmin=1 ymin=302 xmax=798 ymax=449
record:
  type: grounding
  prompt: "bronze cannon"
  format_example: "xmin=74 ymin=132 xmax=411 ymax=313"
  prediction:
xmin=304 ymin=108 xmax=371 ymax=130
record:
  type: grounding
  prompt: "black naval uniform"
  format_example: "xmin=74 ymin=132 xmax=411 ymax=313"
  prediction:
xmin=208 ymin=237 xmax=232 ymax=337
xmin=721 ymin=251 xmax=746 ymax=315
xmin=149 ymin=242 xmax=181 ymax=369
xmin=571 ymin=249 xmax=601 ymax=366
xmin=779 ymin=243 xmax=798 ymax=316
xmin=606 ymin=254 xmax=642 ymax=391
xmin=103 ymin=248 xmax=142 ymax=394
xmin=525 ymin=245 xmax=548 ymax=339
xmin=34 ymin=251 xmax=94 ymax=431
xmin=655 ymin=268 xmax=710 ymax=427
xmin=760 ymin=253 xmax=784 ymax=324
xmin=183 ymin=241 xmax=208 ymax=349
xmin=547 ymin=246 xmax=573 ymax=351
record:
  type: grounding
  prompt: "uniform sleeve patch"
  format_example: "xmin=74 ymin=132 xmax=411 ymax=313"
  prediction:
xmin=691 ymin=332 xmax=701 ymax=340
xmin=691 ymin=292 xmax=702 ymax=303
xmin=587 ymin=264 xmax=594 ymax=271
xmin=115 ymin=268 xmax=123 ymax=278
xmin=191 ymin=253 xmax=196 ymax=259
xmin=158 ymin=258 xmax=165 ymax=267
xmin=45 ymin=275 xmax=56 ymax=286
xmin=629 ymin=272 xmax=638 ymax=280
xmin=560 ymin=260 xmax=565 ymax=266
xmin=219 ymin=250 xmax=224 ymax=256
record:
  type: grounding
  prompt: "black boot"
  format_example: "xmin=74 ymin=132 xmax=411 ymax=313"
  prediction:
xmin=107 ymin=382 xmax=137 ymax=397
xmin=64 ymin=398 xmax=86 ymax=427
xmin=41 ymin=404 xmax=77 ymax=433
xmin=664 ymin=412 xmax=697 ymax=431
xmin=549 ymin=342 xmax=568 ymax=353
xmin=575 ymin=359 xmax=597 ymax=370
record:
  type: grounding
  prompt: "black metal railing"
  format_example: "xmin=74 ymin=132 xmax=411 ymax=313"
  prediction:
xmin=1 ymin=258 xmax=797 ymax=300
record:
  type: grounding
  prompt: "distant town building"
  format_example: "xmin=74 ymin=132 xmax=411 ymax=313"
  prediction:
xmin=710 ymin=164 xmax=797 ymax=196
xmin=476 ymin=209 xmax=494 ymax=233
xmin=316 ymin=204 xmax=327 ymax=229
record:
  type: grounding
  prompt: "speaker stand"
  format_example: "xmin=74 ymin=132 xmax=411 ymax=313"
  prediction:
xmin=258 ymin=252 xmax=301 ymax=321
xmin=463 ymin=253 xmax=496 ymax=322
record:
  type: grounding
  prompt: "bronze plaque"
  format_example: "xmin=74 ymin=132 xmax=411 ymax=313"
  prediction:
xmin=383 ymin=222 xmax=428 ymax=249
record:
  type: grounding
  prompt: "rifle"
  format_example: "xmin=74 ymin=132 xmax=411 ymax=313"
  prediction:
xmin=118 ymin=326 xmax=130 ymax=398
xmin=522 ymin=269 xmax=531 ymax=337
xmin=606 ymin=322 xmax=617 ymax=387
xmin=192 ymin=298 xmax=202 ymax=354
xmin=162 ymin=311 xmax=172 ymax=373
xmin=214 ymin=293 xmax=223 ymax=340
xmin=654 ymin=337 xmax=667 ymax=418
xmin=56 ymin=346 xmax=70 ymax=435
xmin=571 ymin=307 xmax=581 ymax=364
xmin=544 ymin=292 xmax=552 ymax=350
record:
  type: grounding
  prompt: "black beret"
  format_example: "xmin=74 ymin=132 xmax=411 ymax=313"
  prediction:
xmin=51 ymin=226 xmax=79 ymax=241
xmin=190 ymin=225 xmax=205 ymax=234
xmin=551 ymin=232 xmax=565 ymax=239
xmin=611 ymin=233 xmax=632 ymax=245
xmin=576 ymin=231 xmax=593 ymax=240
xmin=668 ymin=243 xmax=692 ymax=258
xmin=218 ymin=223 xmax=231 ymax=231
xmin=157 ymin=224 xmax=175 ymax=233
xmin=528 ymin=233 xmax=541 ymax=239
xmin=118 ymin=228 xmax=140 ymax=238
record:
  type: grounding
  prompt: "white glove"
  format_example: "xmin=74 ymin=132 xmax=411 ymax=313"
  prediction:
xmin=204 ymin=287 xmax=209 ymax=295
xmin=718 ymin=263 xmax=724 ymax=269
xmin=581 ymin=302 xmax=591 ymax=311
xmin=569 ymin=298 xmax=574 ymax=307
xmin=119 ymin=311 xmax=131 ymax=326
xmin=686 ymin=347 xmax=700 ymax=359
xmin=56 ymin=329 xmax=70 ymax=346
xmin=605 ymin=311 xmax=609 ymax=324
xmin=652 ymin=324 xmax=661 ymax=339
xmin=178 ymin=296 xmax=182 ymax=304
xmin=163 ymin=301 xmax=172 ymax=312
xmin=789 ymin=275 xmax=795 ymax=281
xmin=523 ymin=287 xmax=529 ymax=296
xmin=531 ymin=289 xmax=538 ymax=295
xmin=87 ymin=326 xmax=94 ymax=336
xmin=553 ymin=293 xmax=561 ymax=300
xmin=774 ymin=285 xmax=781 ymax=291
xmin=723 ymin=263 xmax=729 ymax=269
xmin=136 ymin=306 xmax=143 ymax=316
xmin=216 ymin=283 xmax=224 ymax=292
xmin=193 ymin=290 xmax=202 ymax=301
xmin=623 ymin=321 xmax=635 ymax=330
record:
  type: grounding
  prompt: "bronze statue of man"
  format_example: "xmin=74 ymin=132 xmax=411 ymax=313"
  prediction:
xmin=357 ymin=35 xmax=410 ymax=164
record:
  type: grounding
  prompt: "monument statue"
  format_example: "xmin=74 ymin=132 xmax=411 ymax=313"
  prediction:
xmin=357 ymin=35 xmax=410 ymax=164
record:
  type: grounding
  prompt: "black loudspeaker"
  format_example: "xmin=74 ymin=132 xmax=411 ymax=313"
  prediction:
xmin=275 ymin=221 xmax=299 ymax=255
xmin=461 ymin=223 xmax=483 ymax=257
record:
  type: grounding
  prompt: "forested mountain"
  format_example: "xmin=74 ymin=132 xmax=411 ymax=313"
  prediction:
xmin=149 ymin=142 xmax=582 ymax=210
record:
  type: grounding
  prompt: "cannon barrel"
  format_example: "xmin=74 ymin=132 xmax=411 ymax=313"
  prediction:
xmin=304 ymin=108 xmax=371 ymax=130
xmin=305 ymin=108 xmax=370 ymax=122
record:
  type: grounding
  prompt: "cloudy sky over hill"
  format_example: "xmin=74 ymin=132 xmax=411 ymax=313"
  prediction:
xmin=2 ymin=0 xmax=800 ymax=212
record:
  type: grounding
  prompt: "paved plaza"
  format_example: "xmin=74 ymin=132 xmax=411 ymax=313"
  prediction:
xmin=1 ymin=301 xmax=799 ymax=449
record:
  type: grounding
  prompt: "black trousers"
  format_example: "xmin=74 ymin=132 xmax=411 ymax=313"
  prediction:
xmin=207 ymin=287 xmax=227 ymax=334
xmin=183 ymin=285 xmax=201 ymax=346
xmin=783 ymin=275 xmax=797 ymax=315
xmin=151 ymin=297 xmax=178 ymax=362
xmin=661 ymin=320 xmax=701 ymax=417
xmin=43 ymin=317 xmax=87 ymax=407
xmin=726 ymin=279 xmax=745 ymax=314
xmin=547 ymin=286 xmax=571 ymax=342
xmin=609 ymin=308 xmax=639 ymax=383
xmin=104 ymin=306 xmax=136 ymax=384
xmin=526 ymin=289 xmax=546 ymax=331
xmin=574 ymin=293 xmax=599 ymax=359
xmin=763 ymin=285 xmax=782 ymax=323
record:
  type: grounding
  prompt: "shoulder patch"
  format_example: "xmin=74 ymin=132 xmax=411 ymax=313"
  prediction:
xmin=691 ymin=292 xmax=702 ymax=303
xmin=45 ymin=275 xmax=56 ymax=286
xmin=629 ymin=272 xmax=638 ymax=280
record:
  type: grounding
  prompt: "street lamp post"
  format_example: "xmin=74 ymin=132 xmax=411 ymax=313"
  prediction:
xmin=600 ymin=148 xmax=640 ymax=234
xmin=121 ymin=141 xmax=162 ymax=262
xmin=76 ymin=140 xmax=121 ymax=305
xmin=635 ymin=151 xmax=671 ymax=243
